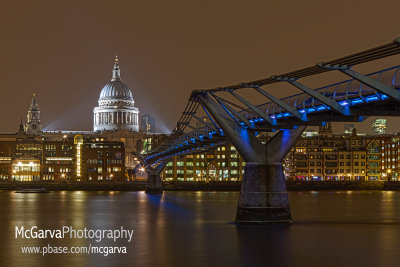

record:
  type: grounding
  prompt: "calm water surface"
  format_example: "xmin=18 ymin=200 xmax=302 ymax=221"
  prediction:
xmin=0 ymin=190 xmax=400 ymax=267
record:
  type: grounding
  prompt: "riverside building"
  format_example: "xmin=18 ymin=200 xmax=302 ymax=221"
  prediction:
xmin=0 ymin=112 xmax=126 ymax=182
xmin=161 ymin=123 xmax=400 ymax=182
xmin=0 ymin=55 xmax=168 ymax=181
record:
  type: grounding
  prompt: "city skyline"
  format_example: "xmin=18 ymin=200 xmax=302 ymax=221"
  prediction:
xmin=1 ymin=0 xmax=400 ymax=134
xmin=8 ymin=89 xmax=400 ymax=136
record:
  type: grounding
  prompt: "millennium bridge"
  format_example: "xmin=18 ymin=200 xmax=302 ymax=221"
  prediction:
xmin=136 ymin=37 xmax=400 ymax=224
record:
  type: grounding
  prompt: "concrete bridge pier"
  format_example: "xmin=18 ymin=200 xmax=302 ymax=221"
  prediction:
xmin=145 ymin=169 xmax=163 ymax=194
xmin=197 ymin=93 xmax=305 ymax=224
xmin=237 ymin=163 xmax=291 ymax=223
xmin=236 ymin=128 xmax=304 ymax=224
xmin=137 ymin=159 xmax=168 ymax=194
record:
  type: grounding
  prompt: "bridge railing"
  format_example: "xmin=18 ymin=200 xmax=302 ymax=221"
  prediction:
xmin=239 ymin=65 xmax=400 ymax=121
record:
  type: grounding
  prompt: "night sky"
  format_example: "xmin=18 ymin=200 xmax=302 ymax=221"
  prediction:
xmin=1 ymin=0 xmax=400 ymax=134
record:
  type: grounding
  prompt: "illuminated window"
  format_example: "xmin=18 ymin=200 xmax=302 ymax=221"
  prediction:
xmin=74 ymin=135 xmax=84 ymax=178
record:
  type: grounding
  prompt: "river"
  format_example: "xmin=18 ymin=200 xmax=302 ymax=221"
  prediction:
xmin=0 ymin=190 xmax=399 ymax=267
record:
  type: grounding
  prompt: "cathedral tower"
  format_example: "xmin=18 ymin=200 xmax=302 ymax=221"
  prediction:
xmin=25 ymin=93 xmax=42 ymax=135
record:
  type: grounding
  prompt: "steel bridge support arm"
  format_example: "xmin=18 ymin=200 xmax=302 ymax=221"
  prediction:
xmin=196 ymin=92 xmax=305 ymax=224
xmin=197 ymin=93 xmax=266 ymax=163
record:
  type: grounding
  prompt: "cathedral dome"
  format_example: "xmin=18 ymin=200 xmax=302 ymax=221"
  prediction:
xmin=93 ymin=54 xmax=139 ymax=132
xmin=99 ymin=81 xmax=133 ymax=101
xmin=98 ymin=54 xmax=134 ymax=102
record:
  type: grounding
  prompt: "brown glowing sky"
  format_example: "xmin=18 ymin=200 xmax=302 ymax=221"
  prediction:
xmin=1 ymin=0 xmax=400 ymax=134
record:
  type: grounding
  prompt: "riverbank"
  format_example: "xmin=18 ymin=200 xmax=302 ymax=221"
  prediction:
xmin=1 ymin=180 xmax=400 ymax=191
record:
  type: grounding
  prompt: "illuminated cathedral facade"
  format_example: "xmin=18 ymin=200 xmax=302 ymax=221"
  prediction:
xmin=93 ymin=55 xmax=139 ymax=132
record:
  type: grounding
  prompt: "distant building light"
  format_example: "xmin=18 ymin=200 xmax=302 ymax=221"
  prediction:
xmin=45 ymin=157 xmax=73 ymax=161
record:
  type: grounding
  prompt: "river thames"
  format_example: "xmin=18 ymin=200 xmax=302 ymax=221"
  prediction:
xmin=0 ymin=190 xmax=399 ymax=267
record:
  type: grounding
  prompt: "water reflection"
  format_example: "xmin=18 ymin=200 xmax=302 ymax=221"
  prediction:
xmin=236 ymin=225 xmax=290 ymax=267
xmin=1 ymin=191 xmax=400 ymax=266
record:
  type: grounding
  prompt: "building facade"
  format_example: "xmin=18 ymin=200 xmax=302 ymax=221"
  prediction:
xmin=140 ymin=114 xmax=156 ymax=133
xmin=0 ymin=132 xmax=126 ymax=182
xmin=162 ymin=125 xmax=400 ymax=182
xmin=371 ymin=118 xmax=387 ymax=135
xmin=161 ymin=145 xmax=246 ymax=182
